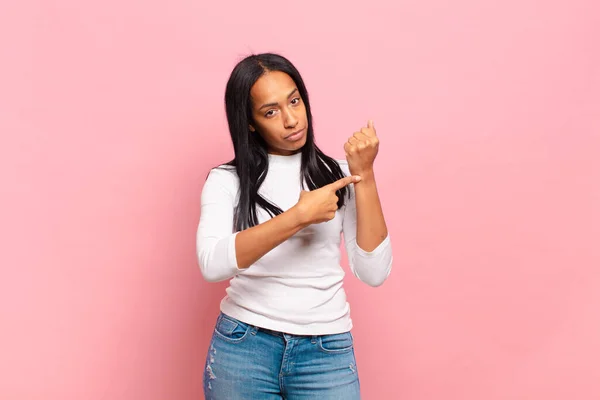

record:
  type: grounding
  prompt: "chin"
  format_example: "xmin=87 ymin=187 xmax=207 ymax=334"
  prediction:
xmin=270 ymin=137 xmax=307 ymax=155
xmin=283 ymin=137 xmax=306 ymax=150
xmin=291 ymin=139 xmax=307 ymax=152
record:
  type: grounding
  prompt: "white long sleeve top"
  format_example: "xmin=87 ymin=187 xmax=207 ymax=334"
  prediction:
xmin=196 ymin=152 xmax=393 ymax=335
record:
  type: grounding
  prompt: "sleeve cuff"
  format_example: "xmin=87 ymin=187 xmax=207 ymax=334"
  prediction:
xmin=355 ymin=234 xmax=391 ymax=258
xmin=228 ymin=231 xmax=240 ymax=270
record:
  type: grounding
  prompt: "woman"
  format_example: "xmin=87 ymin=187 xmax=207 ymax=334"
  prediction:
xmin=196 ymin=53 xmax=393 ymax=399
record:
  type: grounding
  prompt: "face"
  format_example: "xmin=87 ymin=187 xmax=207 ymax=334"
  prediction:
xmin=249 ymin=70 xmax=308 ymax=155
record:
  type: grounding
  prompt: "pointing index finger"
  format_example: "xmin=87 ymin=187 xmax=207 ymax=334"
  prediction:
xmin=329 ymin=175 xmax=362 ymax=191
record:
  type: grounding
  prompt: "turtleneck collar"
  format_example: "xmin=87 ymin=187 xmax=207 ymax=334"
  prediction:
xmin=267 ymin=151 xmax=302 ymax=167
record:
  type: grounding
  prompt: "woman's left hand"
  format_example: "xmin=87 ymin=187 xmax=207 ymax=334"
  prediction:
xmin=344 ymin=120 xmax=379 ymax=177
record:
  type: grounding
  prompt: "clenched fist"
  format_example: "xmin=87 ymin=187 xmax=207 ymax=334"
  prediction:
xmin=344 ymin=120 xmax=379 ymax=177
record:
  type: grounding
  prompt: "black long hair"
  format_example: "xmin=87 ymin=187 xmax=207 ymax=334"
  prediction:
xmin=219 ymin=53 xmax=349 ymax=232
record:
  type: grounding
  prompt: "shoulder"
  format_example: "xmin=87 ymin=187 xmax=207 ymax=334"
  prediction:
xmin=209 ymin=163 xmax=238 ymax=178
xmin=203 ymin=164 xmax=239 ymax=194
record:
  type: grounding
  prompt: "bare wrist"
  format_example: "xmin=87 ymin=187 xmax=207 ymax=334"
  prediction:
xmin=357 ymin=169 xmax=376 ymax=184
xmin=289 ymin=205 xmax=309 ymax=230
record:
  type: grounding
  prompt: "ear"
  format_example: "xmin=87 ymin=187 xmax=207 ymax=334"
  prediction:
xmin=249 ymin=124 xmax=255 ymax=132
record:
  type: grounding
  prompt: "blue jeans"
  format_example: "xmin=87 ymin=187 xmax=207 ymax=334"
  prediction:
xmin=203 ymin=312 xmax=361 ymax=399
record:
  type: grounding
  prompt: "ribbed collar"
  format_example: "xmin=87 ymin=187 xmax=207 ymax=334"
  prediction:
xmin=267 ymin=151 xmax=302 ymax=167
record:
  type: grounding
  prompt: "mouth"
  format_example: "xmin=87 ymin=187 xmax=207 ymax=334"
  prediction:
xmin=284 ymin=127 xmax=306 ymax=141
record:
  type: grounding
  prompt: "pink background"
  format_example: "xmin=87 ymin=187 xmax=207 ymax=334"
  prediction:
xmin=1 ymin=0 xmax=599 ymax=399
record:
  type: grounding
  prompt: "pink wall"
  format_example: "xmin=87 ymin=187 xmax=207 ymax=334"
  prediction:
xmin=1 ymin=0 xmax=599 ymax=398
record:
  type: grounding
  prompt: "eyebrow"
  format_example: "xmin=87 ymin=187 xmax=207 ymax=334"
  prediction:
xmin=258 ymin=88 xmax=299 ymax=110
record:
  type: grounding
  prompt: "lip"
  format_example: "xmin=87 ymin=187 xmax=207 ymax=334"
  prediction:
xmin=284 ymin=128 xmax=306 ymax=141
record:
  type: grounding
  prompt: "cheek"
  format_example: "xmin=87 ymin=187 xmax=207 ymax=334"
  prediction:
xmin=297 ymin=105 xmax=308 ymax=119
xmin=256 ymin=122 xmax=281 ymax=142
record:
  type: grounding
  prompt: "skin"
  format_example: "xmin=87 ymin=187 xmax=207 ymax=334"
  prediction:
xmin=344 ymin=120 xmax=389 ymax=252
xmin=233 ymin=71 xmax=388 ymax=269
xmin=249 ymin=70 xmax=308 ymax=155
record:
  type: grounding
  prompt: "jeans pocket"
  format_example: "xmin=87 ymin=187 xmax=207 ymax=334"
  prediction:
xmin=213 ymin=313 xmax=251 ymax=343
xmin=318 ymin=332 xmax=354 ymax=354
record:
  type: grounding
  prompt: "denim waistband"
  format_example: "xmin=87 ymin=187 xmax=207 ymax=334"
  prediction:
xmin=220 ymin=312 xmax=318 ymax=339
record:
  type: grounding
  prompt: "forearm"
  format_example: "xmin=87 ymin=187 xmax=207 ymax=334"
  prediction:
xmin=354 ymin=170 xmax=388 ymax=252
xmin=235 ymin=207 xmax=306 ymax=269
xmin=198 ymin=206 xmax=307 ymax=282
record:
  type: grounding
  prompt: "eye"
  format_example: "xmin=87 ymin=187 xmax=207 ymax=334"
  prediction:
xmin=291 ymin=97 xmax=301 ymax=105
xmin=264 ymin=109 xmax=277 ymax=118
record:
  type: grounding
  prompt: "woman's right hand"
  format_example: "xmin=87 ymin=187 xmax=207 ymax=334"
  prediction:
xmin=293 ymin=175 xmax=362 ymax=226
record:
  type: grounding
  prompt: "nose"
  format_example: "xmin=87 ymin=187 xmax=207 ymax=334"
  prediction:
xmin=282 ymin=107 xmax=298 ymax=129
